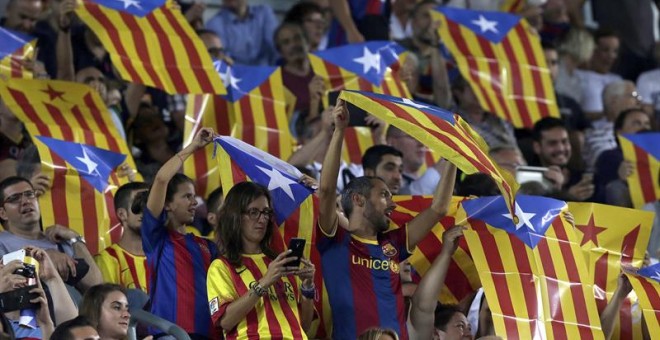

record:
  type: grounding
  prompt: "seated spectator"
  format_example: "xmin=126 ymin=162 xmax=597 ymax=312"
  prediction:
xmin=141 ymin=128 xmax=219 ymax=338
xmin=205 ymin=0 xmax=278 ymax=65
xmin=284 ymin=2 xmax=327 ymax=52
xmin=358 ymin=328 xmax=400 ymax=340
xmin=432 ymin=304 xmax=471 ymax=340
xmin=0 ymin=176 xmax=103 ymax=292
xmin=206 ymin=182 xmax=315 ymax=338
xmin=555 ymin=28 xmax=595 ymax=104
xmin=362 ymin=145 xmax=404 ymax=194
xmin=95 ymin=182 xmax=150 ymax=292
xmin=0 ymin=97 xmax=32 ymax=182
xmin=1 ymin=0 xmax=42 ymax=34
xmin=79 ymin=284 xmax=130 ymax=340
xmin=50 ymin=316 xmax=100 ymax=340
xmin=488 ymin=145 xmax=526 ymax=175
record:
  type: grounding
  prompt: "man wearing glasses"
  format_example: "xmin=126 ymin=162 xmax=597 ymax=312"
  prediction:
xmin=0 ymin=176 xmax=102 ymax=292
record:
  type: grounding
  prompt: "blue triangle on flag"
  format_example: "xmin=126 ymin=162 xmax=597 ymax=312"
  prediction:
xmin=638 ymin=263 xmax=660 ymax=283
xmin=36 ymin=136 xmax=126 ymax=193
xmin=438 ymin=6 xmax=521 ymax=44
xmin=461 ymin=194 xmax=566 ymax=249
xmin=312 ymin=41 xmax=405 ymax=86
xmin=91 ymin=0 xmax=164 ymax=17
xmin=0 ymin=27 xmax=34 ymax=58
xmin=214 ymin=60 xmax=277 ymax=103
xmin=215 ymin=136 xmax=313 ymax=224
xmin=347 ymin=90 xmax=456 ymax=124
xmin=621 ymin=132 xmax=660 ymax=160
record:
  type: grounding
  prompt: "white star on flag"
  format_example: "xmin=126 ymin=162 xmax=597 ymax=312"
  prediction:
xmin=220 ymin=67 xmax=242 ymax=90
xmin=353 ymin=47 xmax=381 ymax=74
xmin=503 ymin=202 xmax=536 ymax=231
xmin=116 ymin=0 xmax=142 ymax=10
xmin=76 ymin=147 xmax=99 ymax=175
xmin=401 ymin=98 xmax=429 ymax=110
xmin=471 ymin=15 xmax=498 ymax=34
xmin=256 ymin=166 xmax=297 ymax=200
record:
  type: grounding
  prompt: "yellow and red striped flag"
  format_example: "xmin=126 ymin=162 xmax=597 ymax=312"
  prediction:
xmin=625 ymin=264 xmax=660 ymax=336
xmin=0 ymin=79 xmax=140 ymax=253
xmin=183 ymin=61 xmax=295 ymax=198
xmin=309 ymin=41 xmax=411 ymax=104
xmin=570 ymin=202 xmax=653 ymax=339
xmin=460 ymin=195 xmax=604 ymax=339
xmin=339 ymin=90 xmax=518 ymax=217
xmin=618 ymin=132 xmax=660 ymax=209
xmin=500 ymin=0 xmax=526 ymax=13
xmin=433 ymin=7 xmax=559 ymax=128
xmin=75 ymin=0 xmax=225 ymax=95
xmin=389 ymin=196 xmax=481 ymax=304
xmin=213 ymin=136 xmax=331 ymax=338
xmin=0 ymin=27 xmax=36 ymax=79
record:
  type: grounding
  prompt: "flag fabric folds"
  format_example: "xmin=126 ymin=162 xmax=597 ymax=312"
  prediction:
xmin=339 ymin=90 xmax=518 ymax=216
xmin=618 ymin=133 xmax=660 ymax=209
xmin=625 ymin=263 xmax=660 ymax=336
xmin=460 ymin=195 xmax=604 ymax=339
xmin=75 ymin=0 xmax=225 ymax=95
xmin=183 ymin=61 xmax=294 ymax=198
xmin=0 ymin=79 xmax=139 ymax=253
xmin=310 ymin=41 xmax=411 ymax=103
xmin=433 ymin=7 xmax=559 ymax=128
xmin=569 ymin=202 xmax=653 ymax=339
xmin=0 ymin=27 xmax=36 ymax=79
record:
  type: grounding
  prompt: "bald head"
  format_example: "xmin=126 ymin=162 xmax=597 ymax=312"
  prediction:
xmin=4 ymin=0 xmax=42 ymax=34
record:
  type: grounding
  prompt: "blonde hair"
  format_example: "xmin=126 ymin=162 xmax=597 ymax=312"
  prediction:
xmin=558 ymin=28 xmax=595 ymax=64
xmin=357 ymin=328 xmax=400 ymax=340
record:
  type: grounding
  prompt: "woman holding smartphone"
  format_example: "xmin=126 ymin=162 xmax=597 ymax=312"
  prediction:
xmin=206 ymin=182 xmax=315 ymax=339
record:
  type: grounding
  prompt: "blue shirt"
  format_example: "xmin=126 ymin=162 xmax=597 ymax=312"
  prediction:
xmin=205 ymin=5 xmax=278 ymax=66
xmin=141 ymin=209 xmax=219 ymax=338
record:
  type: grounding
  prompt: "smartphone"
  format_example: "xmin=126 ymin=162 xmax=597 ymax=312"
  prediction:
xmin=287 ymin=238 xmax=306 ymax=268
xmin=516 ymin=166 xmax=551 ymax=188
xmin=327 ymin=91 xmax=369 ymax=127
xmin=2 ymin=249 xmax=25 ymax=264
xmin=0 ymin=285 xmax=39 ymax=313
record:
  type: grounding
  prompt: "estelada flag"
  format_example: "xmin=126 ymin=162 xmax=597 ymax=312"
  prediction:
xmin=0 ymin=79 xmax=140 ymax=253
xmin=184 ymin=60 xmax=294 ymax=198
xmin=339 ymin=90 xmax=518 ymax=217
xmin=618 ymin=132 xmax=660 ymax=209
xmin=433 ymin=7 xmax=559 ymax=128
xmin=625 ymin=263 xmax=660 ymax=336
xmin=569 ymin=202 xmax=653 ymax=339
xmin=389 ymin=196 xmax=480 ymax=304
xmin=0 ymin=27 xmax=36 ymax=79
xmin=310 ymin=41 xmax=411 ymax=105
xmin=75 ymin=0 xmax=225 ymax=94
xmin=460 ymin=195 xmax=604 ymax=339
xmin=213 ymin=136 xmax=331 ymax=338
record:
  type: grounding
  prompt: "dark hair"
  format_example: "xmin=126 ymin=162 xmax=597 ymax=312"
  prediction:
xmin=541 ymin=40 xmax=558 ymax=51
xmin=217 ymin=182 xmax=278 ymax=268
xmin=206 ymin=186 xmax=224 ymax=216
xmin=273 ymin=21 xmax=306 ymax=52
xmin=362 ymin=145 xmax=403 ymax=173
xmin=195 ymin=29 xmax=219 ymax=38
xmin=79 ymin=284 xmax=127 ymax=330
xmin=593 ymin=27 xmax=619 ymax=43
xmin=283 ymin=2 xmax=323 ymax=24
xmin=50 ymin=316 xmax=95 ymax=340
xmin=130 ymin=190 xmax=149 ymax=215
xmin=165 ymin=173 xmax=194 ymax=203
xmin=614 ymin=108 xmax=647 ymax=132
xmin=434 ymin=304 xmax=463 ymax=331
xmin=341 ymin=176 xmax=379 ymax=217
xmin=113 ymin=182 xmax=149 ymax=213
xmin=411 ymin=0 xmax=437 ymax=17
xmin=16 ymin=144 xmax=40 ymax=179
xmin=0 ymin=176 xmax=33 ymax=203
xmin=532 ymin=117 xmax=567 ymax=142
xmin=456 ymin=174 xmax=498 ymax=197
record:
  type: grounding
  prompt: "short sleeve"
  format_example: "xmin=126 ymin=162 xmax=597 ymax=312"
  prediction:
xmin=141 ymin=209 xmax=167 ymax=253
xmin=95 ymin=251 xmax=119 ymax=285
xmin=207 ymin=259 xmax=239 ymax=326
xmin=316 ymin=221 xmax=346 ymax=253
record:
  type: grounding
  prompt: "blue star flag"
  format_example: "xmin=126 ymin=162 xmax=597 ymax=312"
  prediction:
xmin=213 ymin=60 xmax=278 ymax=103
xmin=91 ymin=0 xmax=164 ymax=17
xmin=438 ymin=6 xmax=521 ymax=43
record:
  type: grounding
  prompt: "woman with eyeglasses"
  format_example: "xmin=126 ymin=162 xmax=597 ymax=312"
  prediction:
xmin=206 ymin=182 xmax=316 ymax=339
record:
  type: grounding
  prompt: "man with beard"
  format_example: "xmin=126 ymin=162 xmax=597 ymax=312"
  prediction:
xmin=318 ymin=100 xmax=457 ymax=339
xmin=274 ymin=22 xmax=316 ymax=116
xmin=95 ymin=182 xmax=150 ymax=292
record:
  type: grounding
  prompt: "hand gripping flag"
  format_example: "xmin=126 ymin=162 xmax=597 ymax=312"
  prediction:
xmin=213 ymin=136 xmax=331 ymax=338
xmin=389 ymin=196 xmax=480 ymax=304
xmin=0 ymin=79 xmax=140 ymax=253
xmin=310 ymin=41 xmax=411 ymax=104
xmin=433 ymin=7 xmax=559 ymax=128
xmin=569 ymin=202 xmax=653 ymax=339
xmin=339 ymin=90 xmax=518 ymax=217
xmin=183 ymin=60 xmax=295 ymax=198
xmin=75 ymin=0 xmax=225 ymax=95
xmin=625 ymin=264 xmax=660 ymax=336
xmin=0 ymin=27 xmax=36 ymax=79
xmin=618 ymin=132 xmax=660 ymax=209
xmin=460 ymin=195 xmax=604 ymax=339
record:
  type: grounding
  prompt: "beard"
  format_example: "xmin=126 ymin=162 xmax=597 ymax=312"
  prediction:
xmin=364 ymin=202 xmax=389 ymax=233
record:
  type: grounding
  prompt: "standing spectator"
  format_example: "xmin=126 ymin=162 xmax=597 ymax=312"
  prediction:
xmin=206 ymin=182 xmax=315 ymax=338
xmin=327 ymin=0 xmax=391 ymax=47
xmin=95 ymin=182 xmax=150 ymax=292
xmin=284 ymin=2 xmax=327 ymax=52
xmin=555 ymin=28 xmax=595 ymax=104
xmin=390 ymin=0 xmax=416 ymax=41
xmin=141 ymin=128 xmax=220 ymax=339
xmin=205 ymin=0 xmax=278 ymax=65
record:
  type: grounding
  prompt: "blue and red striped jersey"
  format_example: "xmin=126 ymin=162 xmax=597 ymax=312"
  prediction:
xmin=327 ymin=0 xmax=390 ymax=47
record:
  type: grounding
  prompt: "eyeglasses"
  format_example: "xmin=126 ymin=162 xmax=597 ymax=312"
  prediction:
xmin=630 ymin=91 xmax=643 ymax=102
xmin=2 ymin=190 xmax=36 ymax=205
xmin=243 ymin=208 xmax=274 ymax=221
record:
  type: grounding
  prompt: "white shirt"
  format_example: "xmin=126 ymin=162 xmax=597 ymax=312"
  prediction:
xmin=576 ymin=70 xmax=622 ymax=113
xmin=583 ymin=118 xmax=616 ymax=171
xmin=390 ymin=14 xmax=413 ymax=41
xmin=637 ymin=68 xmax=660 ymax=108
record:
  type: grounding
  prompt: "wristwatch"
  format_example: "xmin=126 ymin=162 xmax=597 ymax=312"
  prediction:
xmin=67 ymin=235 xmax=86 ymax=246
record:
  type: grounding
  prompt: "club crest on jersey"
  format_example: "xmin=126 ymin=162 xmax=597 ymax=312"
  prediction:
xmin=382 ymin=243 xmax=397 ymax=257
xmin=390 ymin=261 xmax=400 ymax=274
xmin=209 ymin=297 xmax=219 ymax=315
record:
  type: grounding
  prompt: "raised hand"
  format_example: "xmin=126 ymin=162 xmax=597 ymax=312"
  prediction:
xmin=332 ymin=99 xmax=349 ymax=131
xmin=261 ymin=250 xmax=298 ymax=288
xmin=192 ymin=127 xmax=217 ymax=150
xmin=441 ymin=225 xmax=466 ymax=256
